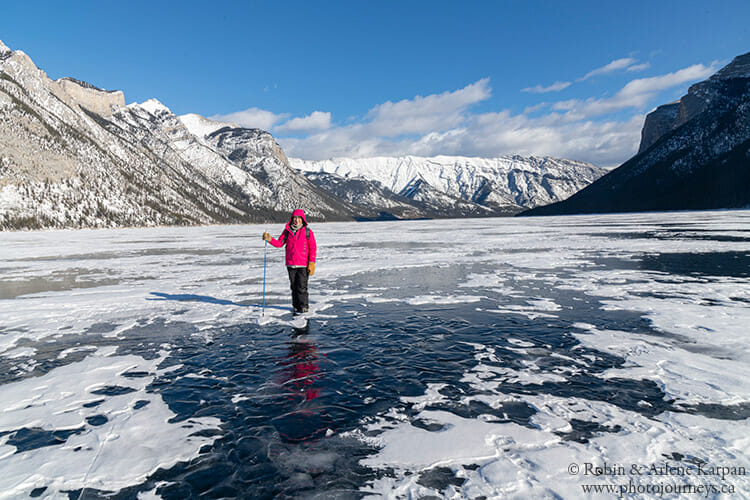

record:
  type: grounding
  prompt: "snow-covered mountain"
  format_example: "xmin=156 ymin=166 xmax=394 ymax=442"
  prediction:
xmin=0 ymin=42 xmax=265 ymax=229
xmin=0 ymin=39 xmax=604 ymax=230
xmin=523 ymin=52 xmax=750 ymax=216
xmin=0 ymin=40 xmax=353 ymax=229
xmin=291 ymin=156 xmax=605 ymax=215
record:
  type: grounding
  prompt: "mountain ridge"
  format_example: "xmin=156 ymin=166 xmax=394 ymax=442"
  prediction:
xmin=291 ymin=155 xmax=604 ymax=215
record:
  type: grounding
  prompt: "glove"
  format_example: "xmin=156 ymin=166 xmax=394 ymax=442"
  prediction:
xmin=262 ymin=232 xmax=271 ymax=242
xmin=307 ymin=262 xmax=315 ymax=276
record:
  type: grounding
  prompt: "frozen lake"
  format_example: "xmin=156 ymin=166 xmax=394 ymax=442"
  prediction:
xmin=1 ymin=211 xmax=749 ymax=499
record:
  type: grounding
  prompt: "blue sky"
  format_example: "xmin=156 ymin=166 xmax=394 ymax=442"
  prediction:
xmin=2 ymin=1 xmax=748 ymax=166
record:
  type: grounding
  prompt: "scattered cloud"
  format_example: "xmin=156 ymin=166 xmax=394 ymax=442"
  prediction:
xmin=523 ymin=102 xmax=550 ymax=114
xmin=365 ymin=78 xmax=492 ymax=136
xmin=276 ymin=111 xmax=332 ymax=134
xmin=627 ymin=62 xmax=651 ymax=72
xmin=617 ymin=63 xmax=716 ymax=98
xmin=521 ymin=81 xmax=572 ymax=94
xmin=521 ymin=56 xmax=650 ymax=95
xmin=578 ymin=57 xmax=638 ymax=81
xmin=548 ymin=63 xmax=718 ymax=121
xmin=211 ymin=107 xmax=288 ymax=130
xmin=280 ymin=108 xmax=644 ymax=167
xmin=217 ymin=61 xmax=717 ymax=168
xmin=460 ymin=112 xmax=646 ymax=167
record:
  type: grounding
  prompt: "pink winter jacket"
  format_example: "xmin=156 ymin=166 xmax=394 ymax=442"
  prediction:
xmin=268 ymin=209 xmax=317 ymax=267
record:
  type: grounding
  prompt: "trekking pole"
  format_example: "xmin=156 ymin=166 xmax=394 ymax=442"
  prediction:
xmin=262 ymin=237 xmax=267 ymax=317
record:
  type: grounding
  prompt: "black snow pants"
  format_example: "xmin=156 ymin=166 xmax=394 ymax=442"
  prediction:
xmin=287 ymin=266 xmax=309 ymax=312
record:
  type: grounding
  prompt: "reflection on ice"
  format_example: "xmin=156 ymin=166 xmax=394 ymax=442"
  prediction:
xmin=0 ymin=268 xmax=120 ymax=299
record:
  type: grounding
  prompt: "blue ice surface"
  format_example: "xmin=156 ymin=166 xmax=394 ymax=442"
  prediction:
xmin=2 ymin=216 xmax=749 ymax=498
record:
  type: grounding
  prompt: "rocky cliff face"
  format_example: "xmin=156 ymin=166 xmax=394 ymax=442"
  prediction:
xmin=522 ymin=52 xmax=750 ymax=216
xmin=638 ymin=102 xmax=680 ymax=154
xmin=639 ymin=53 xmax=750 ymax=155
xmin=57 ymin=78 xmax=125 ymax=118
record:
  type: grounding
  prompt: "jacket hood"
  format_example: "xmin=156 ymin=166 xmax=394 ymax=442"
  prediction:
xmin=289 ymin=209 xmax=308 ymax=227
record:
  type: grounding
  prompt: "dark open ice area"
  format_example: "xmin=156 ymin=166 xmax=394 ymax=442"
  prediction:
xmin=1 ymin=211 xmax=749 ymax=498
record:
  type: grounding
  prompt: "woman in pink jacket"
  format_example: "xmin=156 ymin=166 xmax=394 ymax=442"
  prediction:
xmin=263 ymin=209 xmax=317 ymax=315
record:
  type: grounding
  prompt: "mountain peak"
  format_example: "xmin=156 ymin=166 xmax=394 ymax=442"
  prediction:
xmin=138 ymin=98 xmax=171 ymax=116
xmin=0 ymin=39 xmax=11 ymax=59
xmin=712 ymin=52 xmax=750 ymax=80
xmin=179 ymin=113 xmax=239 ymax=139
xmin=0 ymin=41 xmax=36 ymax=72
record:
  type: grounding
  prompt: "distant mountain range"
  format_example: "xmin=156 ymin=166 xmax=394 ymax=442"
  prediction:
xmin=291 ymin=156 xmax=603 ymax=218
xmin=0 ymin=40 xmax=603 ymax=230
xmin=522 ymin=52 xmax=750 ymax=216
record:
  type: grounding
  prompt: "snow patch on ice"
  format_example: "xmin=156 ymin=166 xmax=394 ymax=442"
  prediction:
xmin=405 ymin=294 xmax=483 ymax=305
xmin=1 ymin=347 xmax=36 ymax=359
xmin=0 ymin=348 xmax=221 ymax=497
xmin=573 ymin=326 xmax=750 ymax=406
xmin=358 ymin=390 xmax=750 ymax=499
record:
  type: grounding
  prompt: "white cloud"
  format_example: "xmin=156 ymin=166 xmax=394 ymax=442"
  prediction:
xmin=627 ymin=62 xmax=651 ymax=72
xmin=210 ymin=107 xmax=288 ymax=131
xmin=522 ymin=81 xmax=571 ymax=94
xmin=281 ymin=109 xmax=644 ymax=167
xmin=365 ymin=78 xmax=492 ymax=136
xmin=523 ymin=102 xmax=550 ymax=114
xmin=275 ymin=111 xmax=331 ymax=133
xmin=218 ymin=61 xmax=717 ymax=168
xmin=521 ymin=57 xmax=650 ymax=96
xmin=551 ymin=100 xmax=578 ymax=111
xmin=579 ymin=57 xmax=638 ymax=81
xmin=276 ymin=79 xmax=491 ymax=159
xmin=549 ymin=63 xmax=718 ymax=120
xmin=617 ymin=63 xmax=716 ymax=98
xmin=459 ymin=112 xmax=645 ymax=167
